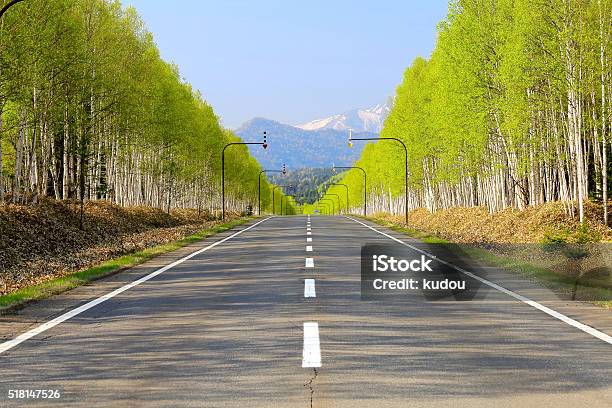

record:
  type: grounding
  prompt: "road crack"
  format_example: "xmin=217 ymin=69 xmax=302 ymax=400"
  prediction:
xmin=304 ymin=368 xmax=318 ymax=408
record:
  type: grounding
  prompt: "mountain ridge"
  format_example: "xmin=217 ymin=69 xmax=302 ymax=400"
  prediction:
xmin=235 ymin=117 xmax=376 ymax=169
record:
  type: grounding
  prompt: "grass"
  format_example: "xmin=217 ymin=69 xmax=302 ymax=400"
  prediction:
xmin=364 ymin=215 xmax=612 ymax=309
xmin=363 ymin=215 xmax=451 ymax=244
xmin=0 ymin=217 xmax=252 ymax=312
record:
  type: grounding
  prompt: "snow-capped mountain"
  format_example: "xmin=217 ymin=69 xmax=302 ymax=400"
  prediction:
xmin=296 ymin=98 xmax=392 ymax=133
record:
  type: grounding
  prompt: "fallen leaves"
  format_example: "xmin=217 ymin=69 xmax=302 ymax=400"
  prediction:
xmin=0 ymin=199 xmax=236 ymax=295
xmin=375 ymin=200 xmax=611 ymax=244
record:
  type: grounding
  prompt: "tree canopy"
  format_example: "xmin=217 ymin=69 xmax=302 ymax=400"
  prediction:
xmin=0 ymin=0 xmax=291 ymax=215
xmin=325 ymin=0 xmax=611 ymax=225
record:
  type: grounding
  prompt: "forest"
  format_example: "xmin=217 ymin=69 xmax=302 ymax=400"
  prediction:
xmin=0 ymin=0 xmax=290 ymax=215
xmin=326 ymin=0 xmax=611 ymax=226
xmin=269 ymin=168 xmax=335 ymax=205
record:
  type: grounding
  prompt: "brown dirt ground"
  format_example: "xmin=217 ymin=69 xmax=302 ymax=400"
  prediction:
xmin=375 ymin=201 xmax=612 ymax=244
xmin=373 ymin=201 xmax=612 ymax=289
xmin=0 ymin=199 xmax=239 ymax=295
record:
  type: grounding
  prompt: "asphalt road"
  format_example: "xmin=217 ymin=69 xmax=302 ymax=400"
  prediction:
xmin=0 ymin=215 xmax=611 ymax=407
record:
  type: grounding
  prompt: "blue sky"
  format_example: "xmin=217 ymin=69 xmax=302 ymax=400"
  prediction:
xmin=122 ymin=0 xmax=449 ymax=129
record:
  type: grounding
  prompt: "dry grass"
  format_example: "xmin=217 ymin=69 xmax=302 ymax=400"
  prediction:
xmin=367 ymin=201 xmax=612 ymax=307
xmin=0 ymin=199 xmax=242 ymax=295
xmin=374 ymin=201 xmax=611 ymax=244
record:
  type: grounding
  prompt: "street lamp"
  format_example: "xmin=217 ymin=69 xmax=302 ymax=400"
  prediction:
xmin=0 ymin=0 xmax=25 ymax=19
xmin=333 ymin=165 xmax=367 ymax=216
xmin=258 ymin=163 xmax=286 ymax=215
xmin=316 ymin=204 xmax=328 ymax=215
xmin=324 ymin=193 xmax=340 ymax=214
xmin=272 ymin=184 xmax=293 ymax=215
xmin=291 ymin=196 xmax=298 ymax=215
xmin=286 ymin=195 xmax=296 ymax=215
xmin=349 ymin=129 xmax=409 ymax=223
xmin=319 ymin=198 xmax=335 ymax=215
xmin=222 ymin=131 xmax=268 ymax=220
xmin=329 ymin=183 xmax=349 ymax=214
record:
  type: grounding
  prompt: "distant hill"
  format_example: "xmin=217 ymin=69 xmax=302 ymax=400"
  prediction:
xmin=235 ymin=118 xmax=377 ymax=169
xmin=269 ymin=168 xmax=336 ymax=204
xmin=295 ymin=98 xmax=392 ymax=133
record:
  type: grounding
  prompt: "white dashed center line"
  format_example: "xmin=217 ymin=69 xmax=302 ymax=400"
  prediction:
xmin=302 ymin=322 xmax=322 ymax=367
xmin=304 ymin=279 xmax=316 ymax=298
xmin=303 ymin=217 xmax=320 ymax=367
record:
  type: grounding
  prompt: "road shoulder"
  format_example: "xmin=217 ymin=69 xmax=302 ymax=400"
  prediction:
xmin=0 ymin=217 xmax=267 ymax=342
xmin=349 ymin=216 xmax=612 ymax=338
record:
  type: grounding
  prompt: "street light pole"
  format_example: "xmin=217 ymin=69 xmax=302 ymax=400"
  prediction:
xmin=317 ymin=205 xmax=328 ymax=215
xmin=349 ymin=130 xmax=408 ymax=224
xmin=0 ymin=0 xmax=25 ymax=19
xmin=258 ymin=163 xmax=286 ymax=215
xmin=334 ymin=165 xmax=367 ymax=216
xmin=222 ymin=132 xmax=267 ymax=220
xmin=317 ymin=202 xmax=329 ymax=215
xmin=272 ymin=184 xmax=293 ymax=215
xmin=319 ymin=198 xmax=335 ymax=215
xmin=286 ymin=195 xmax=296 ymax=215
xmin=330 ymin=183 xmax=349 ymax=214
xmin=324 ymin=193 xmax=340 ymax=214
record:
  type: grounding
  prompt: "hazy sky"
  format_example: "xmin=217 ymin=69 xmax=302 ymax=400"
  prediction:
xmin=122 ymin=0 xmax=449 ymax=129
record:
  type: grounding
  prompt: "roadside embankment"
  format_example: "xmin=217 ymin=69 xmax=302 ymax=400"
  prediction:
xmin=0 ymin=199 xmax=246 ymax=301
xmin=367 ymin=201 xmax=611 ymax=307
xmin=372 ymin=201 xmax=611 ymax=244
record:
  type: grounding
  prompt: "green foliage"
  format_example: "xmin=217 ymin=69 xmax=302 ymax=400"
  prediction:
xmin=542 ymin=224 xmax=603 ymax=246
xmin=0 ymin=0 xmax=270 ymax=212
xmin=269 ymin=168 xmax=335 ymax=204
xmin=325 ymin=0 xmax=612 ymax=221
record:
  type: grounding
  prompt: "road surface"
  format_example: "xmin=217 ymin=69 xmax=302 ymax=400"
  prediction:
xmin=0 ymin=216 xmax=610 ymax=407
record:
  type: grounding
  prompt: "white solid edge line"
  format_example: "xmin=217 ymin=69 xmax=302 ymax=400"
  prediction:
xmin=0 ymin=217 xmax=274 ymax=355
xmin=304 ymin=279 xmax=316 ymax=298
xmin=307 ymin=237 xmax=312 ymax=242
xmin=302 ymin=322 xmax=321 ymax=367
xmin=345 ymin=216 xmax=612 ymax=345
xmin=306 ymin=245 xmax=313 ymax=252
